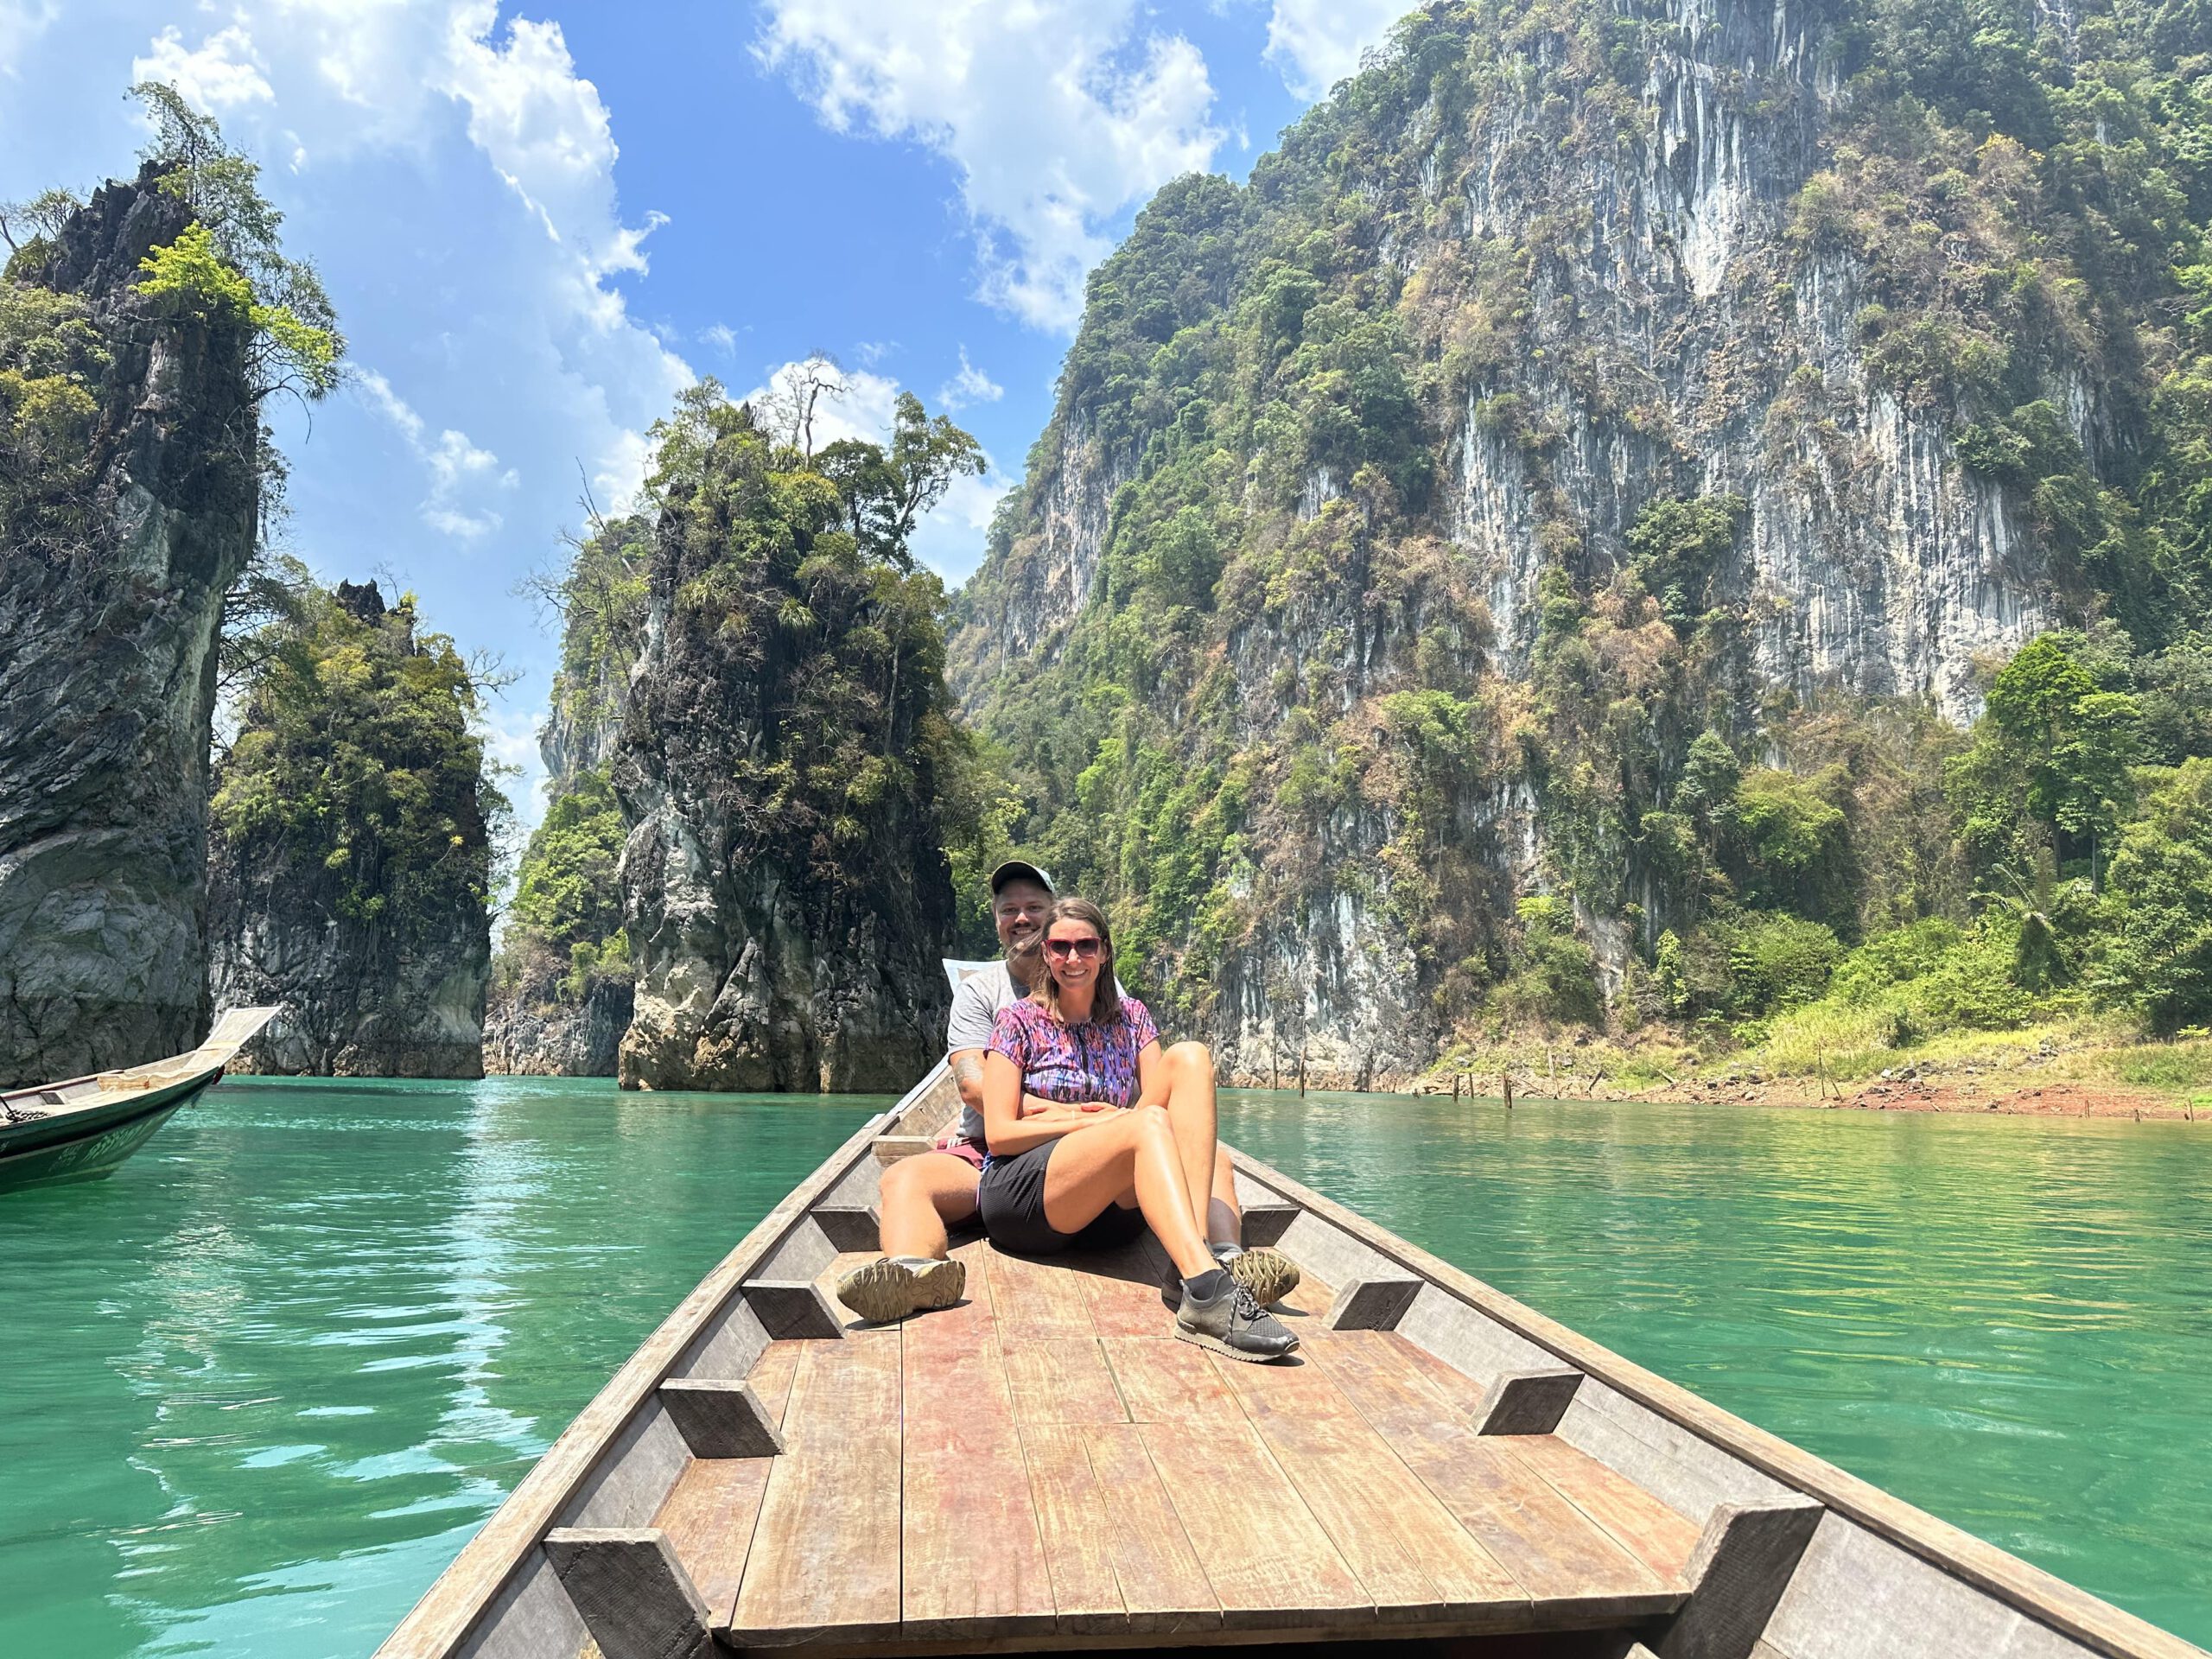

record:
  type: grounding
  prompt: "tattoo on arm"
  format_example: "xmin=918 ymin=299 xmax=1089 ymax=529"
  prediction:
xmin=952 ymin=1051 xmax=984 ymax=1104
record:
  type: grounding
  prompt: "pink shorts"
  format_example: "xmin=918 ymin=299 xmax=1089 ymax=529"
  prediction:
xmin=931 ymin=1131 xmax=987 ymax=1171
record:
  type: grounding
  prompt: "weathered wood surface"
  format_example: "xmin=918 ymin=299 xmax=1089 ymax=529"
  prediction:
xmin=385 ymin=1089 xmax=2197 ymax=1659
xmin=1227 ymin=1150 xmax=2200 ymax=1659
xmin=698 ymin=1233 xmax=1688 ymax=1650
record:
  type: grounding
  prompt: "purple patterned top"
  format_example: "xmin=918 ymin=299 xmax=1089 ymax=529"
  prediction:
xmin=986 ymin=996 xmax=1160 ymax=1123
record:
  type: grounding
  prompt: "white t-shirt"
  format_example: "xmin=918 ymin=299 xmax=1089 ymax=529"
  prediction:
xmin=944 ymin=959 xmax=1029 ymax=1147
xmin=944 ymin=958 xmax=1129 ymax=1146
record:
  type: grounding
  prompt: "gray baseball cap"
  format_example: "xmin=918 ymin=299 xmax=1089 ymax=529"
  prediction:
xmin=988 ymin=860 xmax=1053 ymax=895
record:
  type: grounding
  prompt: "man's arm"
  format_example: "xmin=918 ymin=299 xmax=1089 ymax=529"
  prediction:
xmin=950 ymin=1046 xmax=987 ymax=1115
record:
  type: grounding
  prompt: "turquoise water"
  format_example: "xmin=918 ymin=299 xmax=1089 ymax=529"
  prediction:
xmin=1 ymin=1078 xmax=2206 ymax=1655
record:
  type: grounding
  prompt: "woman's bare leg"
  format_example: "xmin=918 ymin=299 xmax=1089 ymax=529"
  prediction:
xmin=1138 ymin=1040 xmax=1233 ymax=1243
xmin=1038 ymin=1106 xmax=1214 ymax=1275
xmin=877 ymin=1152 xmax=979 ymax=1259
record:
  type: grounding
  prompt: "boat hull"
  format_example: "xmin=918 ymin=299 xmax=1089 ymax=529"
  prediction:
xmin=0 ymin=1073 xmax=213 ymax=1192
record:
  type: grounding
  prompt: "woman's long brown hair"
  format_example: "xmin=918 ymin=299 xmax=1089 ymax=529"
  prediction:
xmin=1035 ymin=896 xmax=1122 ymax=1023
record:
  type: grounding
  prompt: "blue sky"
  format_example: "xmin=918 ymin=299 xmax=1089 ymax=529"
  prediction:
xmin=0 ymin=1 xmax=1407 ymax=836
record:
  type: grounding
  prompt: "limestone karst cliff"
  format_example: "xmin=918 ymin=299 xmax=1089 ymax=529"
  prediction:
xmin=614 ymin=391 xmax=974 ymax=1091
xmin=0 ymin=168 xmax=261 ymax=1088
xmin=951 ymin=0 xmax=2212 ymax=1084
xmin=207 ymin=579 xmax=499 ymax=1077
xmin=485 ymin=514 xmax=645 ymax=1076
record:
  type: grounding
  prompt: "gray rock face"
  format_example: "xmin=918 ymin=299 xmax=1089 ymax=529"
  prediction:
xmin=0 ymin=168 xmax=257 ymax=1089
xmin=485 ymin=966 xmax=632 ymax=1077
xmin=206 ymin=870 xmax=490 ymax=1078
xmin=615 ymin=475 xmax=955 ymax=1094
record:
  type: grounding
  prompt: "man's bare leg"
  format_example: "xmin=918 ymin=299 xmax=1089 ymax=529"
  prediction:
xmin=836 ymin=1151 xmax=979 ymax=1324
xmin=878 ymin=1150 xmax=981 ymax=1259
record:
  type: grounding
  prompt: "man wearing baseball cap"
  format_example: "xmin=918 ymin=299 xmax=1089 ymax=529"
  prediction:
xmin=835 ymin=859 xmax=1056 ymax=1324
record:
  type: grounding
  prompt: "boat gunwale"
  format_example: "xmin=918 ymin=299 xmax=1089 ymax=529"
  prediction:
xmin=0 ymin=1067 xmax=217 ymax=1158
xmin=374 ymin=1064 xmax=949 ymax=1659
xmin=378 ymin=1065 xmax=2202 ymax=1659
xmin=1227 ymin=1147 xmax=2202 ymax=1659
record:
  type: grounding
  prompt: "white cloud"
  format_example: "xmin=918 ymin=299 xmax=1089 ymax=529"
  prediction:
xmin=754 ymin=0 xmax=1224 ymax=333
xmin=1262 ymin=0 xmax=1405 ymax=101
xmin=701 ymin=321 xmax=741 ymax=355
xmin=938 ymin=346 xmax=1002 ymax=412
xmin=133 ymin=24 xmax=275 ymax=109
xmin=354 ymin=366 xmax=516 ymax=541
xmin=0 ymin=2 xmax=60 ymax=79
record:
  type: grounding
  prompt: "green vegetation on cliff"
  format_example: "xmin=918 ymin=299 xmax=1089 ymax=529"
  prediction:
xmin=953 ymin=0 xmax=2212 ymax=1077
xmin=214 ymin=573 xmax=506 ymax=937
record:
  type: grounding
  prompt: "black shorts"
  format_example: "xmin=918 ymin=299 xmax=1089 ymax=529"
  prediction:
xmin=977 ymin=1138 xmax=1149 ymax=1256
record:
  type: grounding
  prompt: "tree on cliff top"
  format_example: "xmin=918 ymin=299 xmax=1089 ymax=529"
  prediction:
xmin=213 ymin=570 xmax=508 ymax=938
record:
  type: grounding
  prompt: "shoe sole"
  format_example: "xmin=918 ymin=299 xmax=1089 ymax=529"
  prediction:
xmin=836 ymin=1256 xmax=967 ymax=1325
xmin=1228 ymin=1248 xmax=1302 ymax=1308
xmin=1173 ymin=1322 xmax=1299 ymax=1363
xmin=1162 ymin=1248 xmax=1306 ymax=1311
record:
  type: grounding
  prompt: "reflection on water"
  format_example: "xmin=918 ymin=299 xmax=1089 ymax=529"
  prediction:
xmin=0 ymin=1077 xmax=877 ymax=1658
xmin=2 ymin=1080 xmax=2206 ymax=1655
xmin=1219 ymin=1090 xmax=2212 ymax=1645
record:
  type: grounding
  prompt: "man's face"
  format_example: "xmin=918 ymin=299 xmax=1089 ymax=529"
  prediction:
xmin=994 ymin=880 xmax=1052 ymax=953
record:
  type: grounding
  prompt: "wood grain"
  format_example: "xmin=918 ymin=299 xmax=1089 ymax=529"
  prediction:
xmin=1002 ymin=1338 xmax=1128 ymax=1425
xmin=744 ymin=1340 xmax=804 ymax=1429
xmin=900 ymin=1300 xmax=1057 ymax=1641
xmin=1015 ymin=1422 xmax=1128 ymax=1635
xmin=1504 ymin=1433 xmax=1704 ymax=1585
xmin=1100 ymin=1337 xmax=1243 ymax=1427
xmin=651 ymin=1459 xmax=772 ymax=1628
xmin=728 ymin=1333 xmax=903 ymax=1645
xmin=1139 ymin=1414 xmax=1372 ymax=1630
xmin=1079 ymin=1421 xmax=1222 ymax=1636
xmin=985 ymin=1244 xmax=1097 ymax=1342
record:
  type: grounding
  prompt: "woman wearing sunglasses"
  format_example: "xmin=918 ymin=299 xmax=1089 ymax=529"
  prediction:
xmin=978 ymin=896 xmax=1300 ymax=1362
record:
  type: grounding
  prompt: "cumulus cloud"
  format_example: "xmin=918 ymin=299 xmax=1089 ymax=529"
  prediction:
xmin=938 ymin=346 xmax=1002 ymax=412
xmin=1262 ymin=0 xmax=1405 ymax=101
xmin=133 ymin=24 xmax=275 ymax=108
xmin=0 ymin=1 xmax=58 ymax=79
xmin=754 ymin=0 xmax=1223 ymax=333
xmin=354 ymin=367 xmax=517 ymax=540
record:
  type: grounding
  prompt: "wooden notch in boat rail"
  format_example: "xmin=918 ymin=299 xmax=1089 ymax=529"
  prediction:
xmin=543 ymin=1527 xmax=714 ymax=1659
xmin=1653 ymin=1495 xmax=1825 ymax=1659
xmin=657 ymin=1379 xmax=784 ymax=1459
xmin=1471 ymin=1366 xmax=1584 ymax=1436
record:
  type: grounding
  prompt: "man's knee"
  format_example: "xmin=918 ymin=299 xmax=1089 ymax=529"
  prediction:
xmin=880 ymin=1157 xmax=926 ymax=1205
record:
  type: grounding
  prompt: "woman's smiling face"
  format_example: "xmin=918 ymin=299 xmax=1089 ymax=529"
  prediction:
xmin=1042 ymin=918 xmax=1104 ymax=991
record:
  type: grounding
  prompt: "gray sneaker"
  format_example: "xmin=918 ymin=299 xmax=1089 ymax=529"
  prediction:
xmin=835 ymin=1255 xmax=966 ymax=1324
xmin=1159 ymin=1244 xmax=1302 ymax=1310
xmin=1174 ymin=1277 xmax=1300 ymax=1363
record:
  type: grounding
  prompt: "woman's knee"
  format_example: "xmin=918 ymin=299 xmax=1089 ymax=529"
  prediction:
xmin=1132 ymin=1101 xmax=1174 ymax=1141
xmin=1166 ymin=1039 xmax=1214 ymax=1074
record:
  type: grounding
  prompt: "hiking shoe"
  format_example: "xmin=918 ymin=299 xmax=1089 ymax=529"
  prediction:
xmin=835 ymin=1255 xmax=966 ymax=1324
xmin=1158 ymin=1244 xmax=1303 ymax=1309
xmin=1225 ymin=1245 xmax=1300 ymax=1308
xmin=1174 ymin=1278 xmax=1299 ymax=1363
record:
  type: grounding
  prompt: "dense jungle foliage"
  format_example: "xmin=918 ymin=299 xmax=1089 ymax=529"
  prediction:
xmin=950 ymin=0 xmax=2212 ymax=1063
xmin=213 ymin=575 xmax=505 ymax=939
xmin=498 ymin=373 xmax=996 ymax=1016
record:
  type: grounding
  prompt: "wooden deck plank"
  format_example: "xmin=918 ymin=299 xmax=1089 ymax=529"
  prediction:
xmin=650 ymin=1459 xmax=772 ymax=1629
xmin=745 ymin=1340 xmax=804 ymax=1430
xmin=728 ymin=1333 xmax=903 ymax=1644
xmin=1077 ymin=1237 xmax=1175 ymax=1338
xmin=1016 ymin=1422 xmax=1129 ymax=1635
xmin=1139 ymin=1414 xmax=1373 ymax=1629
xmin=1211 ymin=1352 xmax=1529 ymax=1620
xmin=1079 ymin=1422 xmax=1222 ymax=1636
xmin=1504 ymin=1433 xmax=1704 ymax=1586
xmin=900 ymin=1302 xmax=1057 ymax=1640
xmin=985 ymin=1243 xmax=1098 ymax=1341
xmin=1002 ymin=1338 xmax=1128 ymax=1425
xmin=1302 ymin=1329 xmax=1679 ymax=1616
xmin=1099 ymin=1336 xmax=1243 ymax=1427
